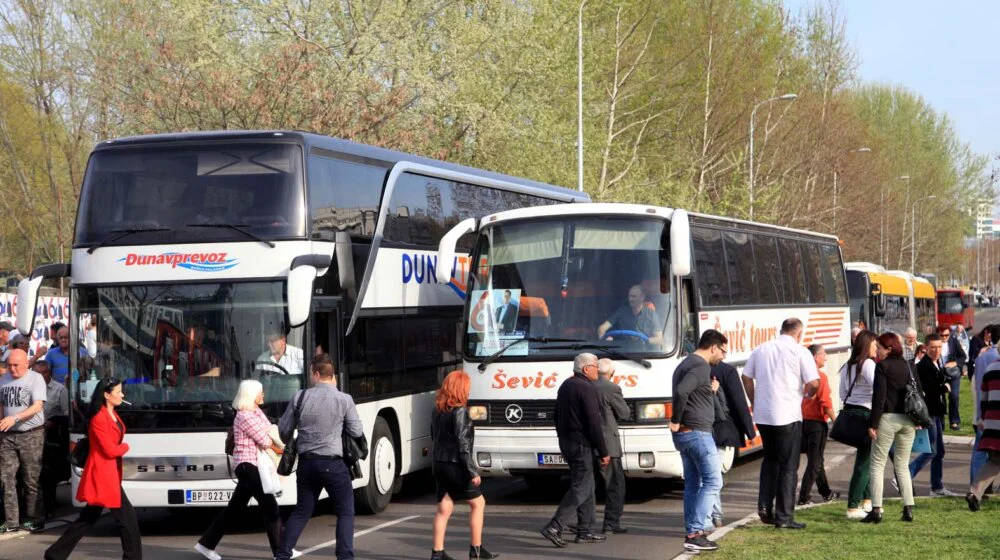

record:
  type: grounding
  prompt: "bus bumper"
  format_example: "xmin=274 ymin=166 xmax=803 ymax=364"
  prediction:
xmin=472 ymin=426 xmax=683 ymax=479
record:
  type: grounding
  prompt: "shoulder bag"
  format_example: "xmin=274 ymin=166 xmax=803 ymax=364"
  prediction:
xmin=829 ymin=365 xmax=871 ymax=448
xmin=904 ymin=368 xmax=932 ymax=428
xmin=276 ymin=390 xmax=307 ymax=476
xmin=68 ymin=437 xmax=90 ymax=468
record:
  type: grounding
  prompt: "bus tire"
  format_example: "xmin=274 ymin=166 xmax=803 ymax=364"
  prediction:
xmin=356 ymin=417 xmax=397 ymax=515
xmin=719 ymin=446 xmax=735 ymax=474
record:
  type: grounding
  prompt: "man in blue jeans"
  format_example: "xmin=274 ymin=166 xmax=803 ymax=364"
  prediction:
xmin=277 ymin=354 xmax=364 ymax=560
xmin=910 ymin=334 xmax=958 ymax=495
xmin=671 ymin=329 xmax=728 ymax=552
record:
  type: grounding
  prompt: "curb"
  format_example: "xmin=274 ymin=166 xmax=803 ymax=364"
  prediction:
xmin=943 ymin=435 xmax=975 ymax=446
xmin=671 ymin=453 xmax=851 ymax=559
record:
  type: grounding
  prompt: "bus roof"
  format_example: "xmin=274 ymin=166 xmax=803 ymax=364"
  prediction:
xmin=911 ymin=277 xmax=935 ymax=299
xmin=478 ymin=203 xmax=841 ymax=242
xmin=866 ymin=271 xmax=910 ymax=297
xmin=94 ymin=130 xmax=589 ymax=203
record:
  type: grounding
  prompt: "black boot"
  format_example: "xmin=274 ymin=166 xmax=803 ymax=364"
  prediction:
xmin=861 ymin=507 xmax=882 ymax=524
xmin=431 ymin=550 xmax=457 ymax=560
xmin=469 ymin=544 xmax=499 ymax=559
xmin=901 ymin=506 xmax=914 ymax=522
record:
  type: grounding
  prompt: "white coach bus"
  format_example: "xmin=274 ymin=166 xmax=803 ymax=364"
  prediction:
xmin=434 ymin=203 xmax=851 ymax=484
xmin=16 ymin=130 xmax=587 ymax=512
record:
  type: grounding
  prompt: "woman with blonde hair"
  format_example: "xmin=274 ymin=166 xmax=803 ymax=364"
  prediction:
xmin=194 ymin=380 xmax=285 ymax=560
xmin=430 ymin=371 xmax=498 ymax=560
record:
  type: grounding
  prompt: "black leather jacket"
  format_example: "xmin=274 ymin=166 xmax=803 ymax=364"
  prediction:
xmin=431 ymin=407 xmax=477 ymax=477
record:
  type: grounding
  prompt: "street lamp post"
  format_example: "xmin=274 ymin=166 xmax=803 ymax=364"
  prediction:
xmin=832 ymin=147 xmax=871 ymax=231
xmin=577 ymin=0 xmax=587 ymax=192
xmin=911 ymin=194 xmax=936 ymax=273
xmin=748 ymin=93 xmax=797 ymax=220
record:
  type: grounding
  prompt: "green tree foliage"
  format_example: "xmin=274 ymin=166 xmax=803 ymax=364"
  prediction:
xmin=0 ymin=0 xmax=989 ymax=282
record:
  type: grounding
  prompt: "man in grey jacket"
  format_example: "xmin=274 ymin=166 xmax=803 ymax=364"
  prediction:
xmin=594 ymin=358 xmax=630 ymax=534
xmin=276 ymin=354 xmax=364 ymax=560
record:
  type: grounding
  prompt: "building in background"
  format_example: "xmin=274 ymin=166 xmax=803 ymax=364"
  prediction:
xmin=976 ymin=200 xmax=994 ymax=239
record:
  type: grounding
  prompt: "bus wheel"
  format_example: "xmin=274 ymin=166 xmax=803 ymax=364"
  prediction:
xmin=356 ymin=417 xmax=396 ymax=514
xmin=720 ymin=446 xmax=735 ymax=474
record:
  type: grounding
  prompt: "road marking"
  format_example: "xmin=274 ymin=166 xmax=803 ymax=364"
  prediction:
xmin=298 ymin=514 xmax=420 ymax=556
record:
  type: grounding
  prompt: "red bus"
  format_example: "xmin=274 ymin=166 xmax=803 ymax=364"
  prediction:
xmin=936 ymin=288 xmax=974 ymax=330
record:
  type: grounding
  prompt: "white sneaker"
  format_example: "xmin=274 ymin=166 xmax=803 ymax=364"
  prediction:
xmin=862 ymin=500 xmax=873 ymax=512
xmin=194 ymin=543 xmax=222 ymax=560
xmin=291 ymin=549 xmax=304 ymax=559
xmin=931 ymin=487 xmax=959 ymax=497
xmin=846 ymin=508 xmax=867 ymax=520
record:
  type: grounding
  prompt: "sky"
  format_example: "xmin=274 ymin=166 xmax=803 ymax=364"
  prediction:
xmin=782 ymin=0 xmax=1000 ymax=161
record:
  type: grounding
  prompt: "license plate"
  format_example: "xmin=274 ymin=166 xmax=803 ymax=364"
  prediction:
xmin=185 ymin=490 xmax=233 ymax=503
xmin=538 ymin=453 xmax=567 ymax=466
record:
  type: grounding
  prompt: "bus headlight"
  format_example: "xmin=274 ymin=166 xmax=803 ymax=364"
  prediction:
xmin=477 ymin=452 xmax=492 ymax=468
xmin=637 ymin=402 xmax=673 ymax=422
xmin=468 ymin=405 xmax=488 ymax=421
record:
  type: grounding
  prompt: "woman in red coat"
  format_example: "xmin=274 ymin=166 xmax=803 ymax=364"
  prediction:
xmin=45 ymin=377 xmax=142 ymax=560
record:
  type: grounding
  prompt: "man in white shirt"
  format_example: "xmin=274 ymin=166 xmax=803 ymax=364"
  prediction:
xmin=256 ymin=332 xmax=304 ymax=375
xmin=742 ymin=318 xmax=820 ymax=530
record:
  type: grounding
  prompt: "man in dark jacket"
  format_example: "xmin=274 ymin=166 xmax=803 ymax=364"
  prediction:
xmin=593 ymin=358 xmax=631 ymax=534
xmin=541 ymin=353 xmax=609 ymax=548
xmin=910 ymin=334 xmax=958 ymax=496
xmin=708 ymin=360 xmax=756 ymax=527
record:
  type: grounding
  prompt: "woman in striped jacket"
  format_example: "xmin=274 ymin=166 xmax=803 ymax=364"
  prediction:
xmin=967 ymin=364 xmax=1000 ymax=511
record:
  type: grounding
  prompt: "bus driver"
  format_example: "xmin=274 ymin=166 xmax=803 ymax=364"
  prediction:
xmin=256 ymin=331 xmax=304 ymax=375
xmin=596 ymin=285 xmax=663 ymax=345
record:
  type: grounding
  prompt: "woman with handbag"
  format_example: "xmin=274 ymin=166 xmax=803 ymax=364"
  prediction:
xmin=44 ymin=377 xmax=142 ymax=560
xmin=430 ymin=370 xmax=499 ymax=560
xmin=865 ymin=332 xmax=925 ymax=523
xmin=195 ymin=380 xmax=285 ymax=560
xmin=837 ymin=330 xmax=878 ymax=519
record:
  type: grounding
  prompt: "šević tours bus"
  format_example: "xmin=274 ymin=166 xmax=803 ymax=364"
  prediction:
xmin=434 ymin=203 xmax=850 ymax=483
xmin=16 ymin=130 xmax=587 ymax=512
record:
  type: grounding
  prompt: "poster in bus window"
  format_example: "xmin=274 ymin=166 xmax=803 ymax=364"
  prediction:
xmin=468 ymin=289 xmax=527 ymax=356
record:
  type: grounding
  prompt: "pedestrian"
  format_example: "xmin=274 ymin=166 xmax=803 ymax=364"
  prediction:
xmin=901 ymin=328 xmax=918 ymax=363
xmin=429 ymin=370 xmax=499 ymax=560
xmin=938 ymin=325 xmax=966 ymax=430
xmin=913 ymin=344 xmax=926 ymax=365
xmin=909 ymin=334 xmax=958 ymax=496
xmin=865 ymin=333 xmax=922 ymax=523
xmin=798 ymin=345 xmax=839 ymax=505
xmin=708 ymin=360 xmax=755 ymax=528
xmin=540 ymin=353 xmax=609 ymax=548
xmin=0 ymin=322 xmax=13 ymax=363
xmin=671 ymin=330 xmax=727 ymax=551
xmin=36 ymin=360 xmax=69 ymax=517
xmin=971 ymin=324 xmax=1000 ymax=484
xmin=44 ymin=376 xmax=142 ymax=560
xmin=840 ymin=330 xmax=877 ymax=518
xmin=275 ymin=354 xmax=363 ymax=560
xmin=594 ymin=358 xmax=630 ymax=535
xmin=966 ymin=357 xmax=1000 ymax=511
xmin=44 ymin=326 xmax=84 ymax=385
xmin=195 ymin=380 xmax=285 ymax=560
xmin=0 ymin=348 xmax=47 ymax=532
xmin=968 ymin=325 xmax=991 ymax=382
xmin=742 ymin=319 xmax=820 ymax=529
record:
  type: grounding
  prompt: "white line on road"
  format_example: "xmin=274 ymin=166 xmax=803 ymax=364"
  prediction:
xmin=298 ymin=514 xmax=421 ymax=556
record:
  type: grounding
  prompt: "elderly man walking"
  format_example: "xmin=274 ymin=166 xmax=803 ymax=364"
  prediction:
xmin=0 ymin=349 xmax=48 ymax=532
xmin=742 ymin=319 xmax=820 ymax=530
xmin=541 ymin=353 xmax=609 ymax=548
xmin=593 ymin=358 xmax=630 ymax=535
xmin=902 ymin=328 xmax=919 ymax=362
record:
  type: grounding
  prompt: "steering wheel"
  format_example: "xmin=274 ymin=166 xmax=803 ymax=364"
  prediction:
xmin=252 ymin=362 xmax=291 ymax=376
xmin=603 ymin=330 xmax=650 ymax=343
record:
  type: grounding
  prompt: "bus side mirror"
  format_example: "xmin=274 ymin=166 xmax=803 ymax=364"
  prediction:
xmin=874 ymin=294 xmax=887 ymax=317
xmin=16 ymin=263 xmax=71 ymax=336
xmin=436 ymin=218 xmax=477 ymax=285
xmin=670 ymin=210 xmax=691 ymax=277
xmin=288 ymin=255 xmax=332 ymax=328
xmin=335 ymin=231 xmax=357 ymax=306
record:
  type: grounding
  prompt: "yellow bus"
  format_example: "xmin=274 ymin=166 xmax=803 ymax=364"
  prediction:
xmin=845 ymin=263 xmax=936 ymax=335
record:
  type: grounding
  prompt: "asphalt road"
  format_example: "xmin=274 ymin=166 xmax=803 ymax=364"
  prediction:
xmin=4 ymin=308 xmax=993 ymax=560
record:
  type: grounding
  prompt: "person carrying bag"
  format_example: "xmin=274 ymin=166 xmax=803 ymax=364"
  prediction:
xmin=830 ymin=367 xmax=871 ymax=448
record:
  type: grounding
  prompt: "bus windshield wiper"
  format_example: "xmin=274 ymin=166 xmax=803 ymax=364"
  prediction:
xmin=184 ymin=223 xmax=276 ymax=248
xmin=544 ymin=342 xmax=652 ymax=369
xmin=477 ymin=337 xmax=585 ymax=372
xmin=87 ymin=226 xmax=172 ymax=254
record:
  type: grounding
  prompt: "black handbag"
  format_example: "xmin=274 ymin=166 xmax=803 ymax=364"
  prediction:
xmin=904 ymin=369 xmax=932 ymax=428
xmin=276 ymin=390 xmax=307 ymax=476
xmin=829 ymin=365 xmax=871 ymax=448
xmin=68 ymin=437 xmax=90 ymax=468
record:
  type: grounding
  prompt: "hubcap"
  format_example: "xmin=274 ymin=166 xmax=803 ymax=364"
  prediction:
xmin=373 ymin=437 xmax=396 ymax=495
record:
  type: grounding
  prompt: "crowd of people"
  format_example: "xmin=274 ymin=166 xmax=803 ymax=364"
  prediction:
xmin=3 ymin=312 xmax=999 ymax=558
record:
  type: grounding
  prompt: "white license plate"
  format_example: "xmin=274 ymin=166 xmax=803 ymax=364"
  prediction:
xmin=185 ymin=490 xmax=233 ymax=503
xmin=538 ymin=453 xmax=567 ymax=466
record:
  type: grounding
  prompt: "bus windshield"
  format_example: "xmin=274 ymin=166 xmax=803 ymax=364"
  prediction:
xmin=71 ymin=281 xmax=305 ymax=431
xmin=464 ymin=216 xmax=674 ymax=361
xmin=938 ymin=293 xmax=964 ymax=314
xmin=74 ymin=143 xmax=305 ymax=247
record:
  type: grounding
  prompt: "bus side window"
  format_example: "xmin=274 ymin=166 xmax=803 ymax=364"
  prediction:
xmin=681 ymin=280 xmax=697 ymax=355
